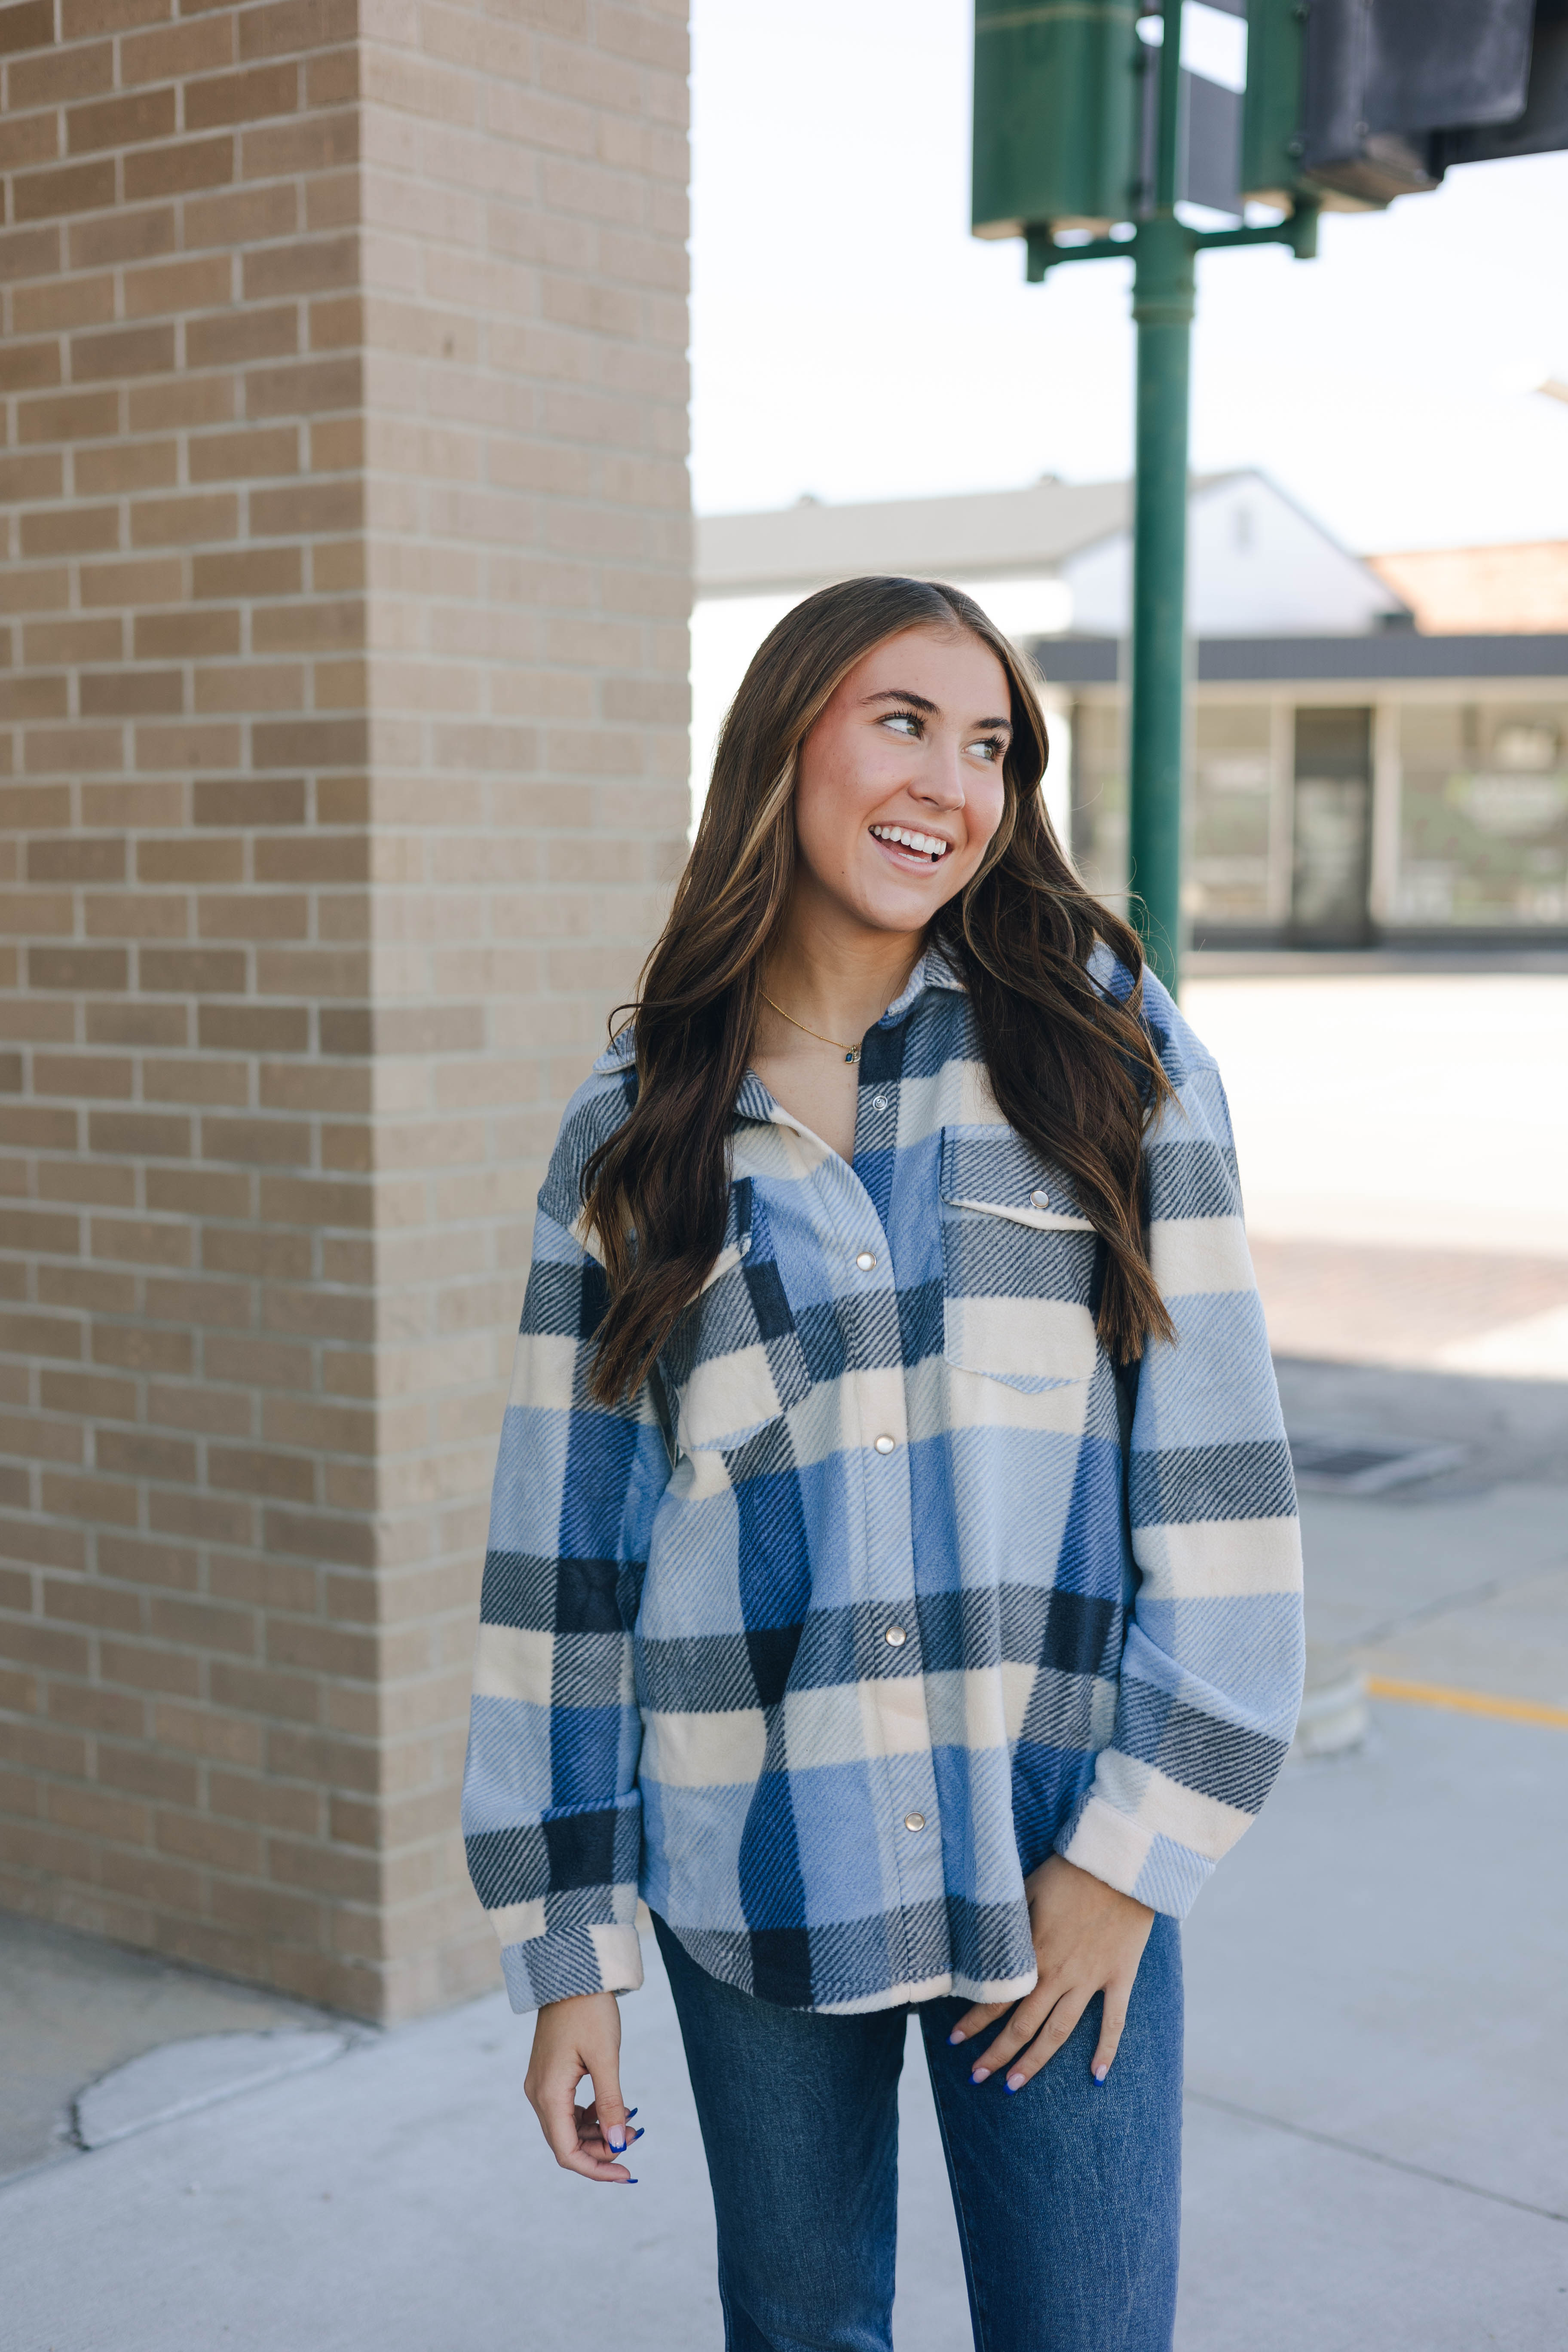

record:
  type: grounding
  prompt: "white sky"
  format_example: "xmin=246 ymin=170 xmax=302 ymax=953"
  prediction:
xmin=689 ymin=0 xmax=1568 ymax=553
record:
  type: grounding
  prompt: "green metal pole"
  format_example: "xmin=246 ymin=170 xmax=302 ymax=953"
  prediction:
xmin=1126 ymin=0 xmax=1195 ymax=997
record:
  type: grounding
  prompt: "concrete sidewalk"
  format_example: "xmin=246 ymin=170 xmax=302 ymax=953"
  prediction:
xmin=8 ymin=969 xmax=1568 ymax=2346
xmin=2 ymin=1700 xmax=1565 ymax=2352
xmin=5 ymin=1474 xmax=1565 ymax=2351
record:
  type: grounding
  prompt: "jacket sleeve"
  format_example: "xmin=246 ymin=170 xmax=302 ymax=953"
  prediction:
xmin=461 ymin=1060 xmax=672 ymax=2011
xmin=1056 ymin=974 xmax=1305 ymax=1917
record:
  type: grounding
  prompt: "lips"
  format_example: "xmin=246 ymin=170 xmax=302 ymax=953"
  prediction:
xmin=869 ymin=822 xmax=951 ymax=863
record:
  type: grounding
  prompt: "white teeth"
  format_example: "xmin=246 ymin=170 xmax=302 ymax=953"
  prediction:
xmin=870 ymin=823 xmax=948 ymax=860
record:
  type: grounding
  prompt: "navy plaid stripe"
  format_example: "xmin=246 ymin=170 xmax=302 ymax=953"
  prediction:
xmin=1144 ymin=1138 xmax=1243 ymax=1219
xmin=466 ymin=1798 xmax=640 ymax=1908
xmin=479 ymin=1551 xmax=626 ymax=1635
xmin=665 ymin=1896 xmax=1030 ymax=2012
xmin=941 ymin=1125 xmax=1090 ymax=1216
xmin=464 ymin=949 xmax=1304 ymax=2014
xmin=634 ymin=1589 xmax=1121 ymax=1711
xmin=1118 ymin=1680 xmax=1290 ymax=1814
xmin=1130 ymin=1439 xmax=1296 ymax=1527
xmin=942 ymin=1214 xmax=1099 ymax=1302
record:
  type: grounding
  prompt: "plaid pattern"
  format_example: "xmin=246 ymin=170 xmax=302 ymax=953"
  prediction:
xmin=462 ymin=950 xmax=1304 ymax=2015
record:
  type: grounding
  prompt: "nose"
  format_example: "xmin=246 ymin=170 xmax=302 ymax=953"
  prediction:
xmin=912 ymin=738 xmax=965 ymax=811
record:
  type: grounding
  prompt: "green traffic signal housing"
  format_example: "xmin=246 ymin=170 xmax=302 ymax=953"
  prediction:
xmin=973 ymin=0 xmax=1568 ymax=241
xmin=971 ymin=0 xmax=1142 ymax=238
xmin=1238 ymin=0 xmax=1311 ymax=209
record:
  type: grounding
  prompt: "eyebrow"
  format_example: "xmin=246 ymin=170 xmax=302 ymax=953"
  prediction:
xmin=863 ymin=689 xmax=1012 ymax=729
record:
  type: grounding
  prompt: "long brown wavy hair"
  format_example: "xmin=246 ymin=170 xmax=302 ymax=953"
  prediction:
xmin=582 ymin=574 xmax=1174 ymax=1406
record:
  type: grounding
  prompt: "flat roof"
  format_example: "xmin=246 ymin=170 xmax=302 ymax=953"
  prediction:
xmin=1034 ymin=633 xmax=1568 ymax=686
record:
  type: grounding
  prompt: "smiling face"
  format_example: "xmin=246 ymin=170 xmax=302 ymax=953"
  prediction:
xmin=790 ymin=625 xmax=1014 ymax=945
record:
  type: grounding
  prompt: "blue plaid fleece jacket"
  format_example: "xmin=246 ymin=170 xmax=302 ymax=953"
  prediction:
xmin=462 ymin=951 xmax=1305 ymax=2015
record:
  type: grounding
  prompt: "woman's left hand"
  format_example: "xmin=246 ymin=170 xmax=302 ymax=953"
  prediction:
xmin=949 ymin=1853 xmax=1155 ymax=2089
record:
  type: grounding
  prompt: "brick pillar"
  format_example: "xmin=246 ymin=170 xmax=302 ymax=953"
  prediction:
xmin=0 ymin=0 xmax=690 ymax=2019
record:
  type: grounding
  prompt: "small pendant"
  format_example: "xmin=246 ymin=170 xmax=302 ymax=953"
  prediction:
xmin=845 ymin=1049 xmax=860 ymax=1065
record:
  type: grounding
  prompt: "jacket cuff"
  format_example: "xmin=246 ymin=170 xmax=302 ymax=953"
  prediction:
xmin=1054 ymin=1792 xmax=1213 ymax=1920
xmin=497 ymin=1917 xmax=645 ymax=2014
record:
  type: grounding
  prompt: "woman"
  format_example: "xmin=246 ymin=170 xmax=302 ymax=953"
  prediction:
xmin=462 ymin=576 xmax=1304 ymax=2352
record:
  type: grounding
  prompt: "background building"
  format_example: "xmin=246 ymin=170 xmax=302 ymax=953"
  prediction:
xmin=0 ymin=0 xmax=690 ymax=2021
xmin=695 ymin=480 xmax=1568 ymax=949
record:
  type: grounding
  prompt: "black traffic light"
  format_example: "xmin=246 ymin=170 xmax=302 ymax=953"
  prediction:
xmin=1439 ymin=0 xmax=1568 ymax=168
xmin=1243 ymin=0 xmax=1568 ymax=210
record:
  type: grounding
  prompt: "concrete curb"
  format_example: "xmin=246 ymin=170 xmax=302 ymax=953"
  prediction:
xmin=73 ymin=2030 xmax=355 ymax=2152
xmin=1293 ymin=1644 xmax=1370 ymax=1757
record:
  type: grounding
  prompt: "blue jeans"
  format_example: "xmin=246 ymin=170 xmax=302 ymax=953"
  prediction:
xmin=652 ymin=1911 xmax=1182 ymax=2352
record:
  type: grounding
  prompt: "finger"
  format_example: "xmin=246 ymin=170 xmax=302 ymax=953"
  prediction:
xmin=536 ymin=2080 xmax=601 ymax=2174
xmin=589 ymin=2051 xmax=634 ymax=2163
xmin=999 ymin=1988 xmax=1091 ymax=2092
xmin=561 ymin=2113 xmax=638 ymax=2183
xmin=948 ymin=1999 xmax=1011 ymax=2046
xmin=534 ymin=2072 xmax=636 ymax=2184
xmin=965 ymin=1988 xmax=1058 ymax=2081
xmin=1090 ymin=1991 xmax=1130 ymax=2085
xmin=576 ymin=2104 xmax=645 ymax=2159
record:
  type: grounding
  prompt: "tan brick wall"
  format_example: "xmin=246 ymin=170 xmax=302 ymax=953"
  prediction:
xmin=0 ymin=0 xmax=690 ymax=2019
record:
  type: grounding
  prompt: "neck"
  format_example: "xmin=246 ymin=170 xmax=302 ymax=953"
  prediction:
xmin=763 ymin=885 xmax=925 ymax=1044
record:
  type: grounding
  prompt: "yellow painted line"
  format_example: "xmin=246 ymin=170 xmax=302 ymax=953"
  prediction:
xmin=1365 ymin=1675 xmax=1568 ymax=1731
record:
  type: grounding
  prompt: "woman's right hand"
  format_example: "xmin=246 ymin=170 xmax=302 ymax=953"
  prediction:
xmin=524 ymin=1989 xmax=640 ymax=2184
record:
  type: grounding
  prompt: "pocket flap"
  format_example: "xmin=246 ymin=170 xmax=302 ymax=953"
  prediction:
xmin=940 ymin=1127 xmax=1095 ymax=1232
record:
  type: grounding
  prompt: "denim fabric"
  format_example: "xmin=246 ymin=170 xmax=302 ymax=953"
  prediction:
xmin=653 ymin=1908 xmax=1183 ymax=2352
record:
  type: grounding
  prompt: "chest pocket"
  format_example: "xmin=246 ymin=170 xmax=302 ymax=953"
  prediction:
xmin=659 ymin=1179 xmax=813 ymax=1454
xmin=939 ymin=1127 xmax=1101 ymax=1393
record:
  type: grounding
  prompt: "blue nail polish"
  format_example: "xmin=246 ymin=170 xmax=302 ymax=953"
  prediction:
xmin=948 ymin=2029 xmax=964 ymax=2046
xmin=1004 ymin=2081 xmax=1019 ymax=2095
xmin=625 ymin=2108 xmax=638 ymax=2120
xmin=1092 ymin=2073 xmax=1106 ymax=2088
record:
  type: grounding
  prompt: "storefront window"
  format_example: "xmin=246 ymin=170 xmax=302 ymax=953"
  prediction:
xmin=1070 ymin=699 xmax=1127 ymax=905
xmin=1189 ymin=705 xmax=1274 ymax=925
xmin=1395 ymin=702 xmax=1568 ymax=926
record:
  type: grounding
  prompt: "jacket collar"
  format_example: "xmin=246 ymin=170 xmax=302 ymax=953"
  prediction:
xmin=597 ymin=943 xmax=968 ymax=1126
xmin=879 ymin=939 xmax=965 ymax=1023
xmin=736 ymin=940 xmax=964 ymax=1132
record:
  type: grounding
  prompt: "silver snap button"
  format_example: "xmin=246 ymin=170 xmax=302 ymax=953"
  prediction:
xmin=855 ymin=1250 xmax=876 ymax=1271
xmin=873 ymin=1434 xmax=897 ymax=1455
xmin=903 ymin=1811 xmax=925 ymax=1834
xmin=873 ymin=1093 xmax=888 ymax=1111
xmin=884 ymin=1623 xmax=907 ymax=1648
xmin=1030 ymin=1188 xmax=1050 ymax=1209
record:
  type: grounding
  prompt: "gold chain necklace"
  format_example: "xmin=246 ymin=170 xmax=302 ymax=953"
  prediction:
xmin=759 ymin=989 xmax=863 ymax=1066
